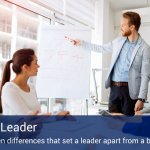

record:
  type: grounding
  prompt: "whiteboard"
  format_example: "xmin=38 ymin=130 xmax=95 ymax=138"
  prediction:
xmin=36 ymin=25 xmax=91 ymax=99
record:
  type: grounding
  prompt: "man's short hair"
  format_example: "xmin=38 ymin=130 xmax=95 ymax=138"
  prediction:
xmin=123 ymin=11 xmax=141 ymax=31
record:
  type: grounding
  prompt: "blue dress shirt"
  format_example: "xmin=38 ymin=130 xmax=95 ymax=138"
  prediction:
xmin=112 ymin=38 xmax=138 ymax=82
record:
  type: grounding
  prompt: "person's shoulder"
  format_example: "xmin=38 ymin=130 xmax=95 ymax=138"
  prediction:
xmin=3 ymin=82 xmax=16 ymax=89
xmin=3 ymin=82 xmax=17 ymax=89
xmin=140 ymin=37 xmax=150 ymax=49
xmin=2 ymin=82 xmax=18 ymax=94
xmin=112 ymin=36 xmax=126 ymax=43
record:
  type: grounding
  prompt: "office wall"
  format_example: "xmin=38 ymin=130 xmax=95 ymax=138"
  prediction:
xmin=101 ymin=6 xmax=115 ymax=104
xmin=93 ymin=0 xmax=115 ymax=104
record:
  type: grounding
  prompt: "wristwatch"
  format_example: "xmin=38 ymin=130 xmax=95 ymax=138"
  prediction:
xmin=138 ymin=98 xmax=145 ymax=103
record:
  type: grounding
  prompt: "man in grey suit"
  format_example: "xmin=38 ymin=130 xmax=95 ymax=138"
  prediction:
xmin=66 ymin=11 xmax=150 ymax=115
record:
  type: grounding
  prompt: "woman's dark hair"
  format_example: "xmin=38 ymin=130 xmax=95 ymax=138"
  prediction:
xmin=0 ymin=48 xmax=35 ymax=113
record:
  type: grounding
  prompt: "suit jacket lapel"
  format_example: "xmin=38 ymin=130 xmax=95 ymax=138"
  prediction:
xmin=129 ymin=36 xmax=142 ymax=68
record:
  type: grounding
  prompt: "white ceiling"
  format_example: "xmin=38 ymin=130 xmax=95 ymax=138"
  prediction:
xmin=110 ymin=0 xmax=150 ymax=10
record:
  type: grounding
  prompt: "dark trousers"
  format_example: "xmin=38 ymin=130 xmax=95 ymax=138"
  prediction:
xmin=108 ymin=85 xmax=137 ymax=116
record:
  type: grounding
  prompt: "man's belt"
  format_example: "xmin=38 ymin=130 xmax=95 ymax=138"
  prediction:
xmin=111 ymin=81 xmax=128 ymax=87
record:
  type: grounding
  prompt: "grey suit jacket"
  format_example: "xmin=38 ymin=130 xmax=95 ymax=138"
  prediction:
xmin=82 ymin=36 xmax=150 ymax=100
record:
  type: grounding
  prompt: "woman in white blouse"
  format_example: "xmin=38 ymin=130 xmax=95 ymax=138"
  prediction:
xmin=0 ymin=49 xmax=69 ymax=115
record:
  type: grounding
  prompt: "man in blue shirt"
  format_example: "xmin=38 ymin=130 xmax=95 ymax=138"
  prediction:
xmin=66 ymin=12 xmax=150 ymax=115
